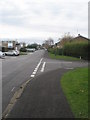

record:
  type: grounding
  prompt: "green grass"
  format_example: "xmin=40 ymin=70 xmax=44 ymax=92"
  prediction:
xmin=61 ymin=67 xmax=88 ymax=118
xmin=20 ymin=52 xmax=28 ymax=55
xmin=49 ymin=53 xmax=81 ymax=61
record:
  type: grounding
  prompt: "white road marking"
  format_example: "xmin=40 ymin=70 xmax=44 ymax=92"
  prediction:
xmin=35 ymin=58 xmax=43 ymax=70
xmin=31 ymin=58 xmax=43 ymax=77
xmin=31 ymin=75 xmax=35 ymax=78
xmin=5 ymin=114 xmax=8 ymax=117
xmin=46 ymin=62 xmax=72 ymax=64
xmin=35 ymin=67 xmax=38 ymax=70
xmin=32 ymin=71 xmax=36 ymax=75
xmin=41 ymin=62 xmax=46 ymax=72
xmin=11 ymin=87 xmax=15 ymax=92
xmin=34 ymin=69 xmax=37 ymax=72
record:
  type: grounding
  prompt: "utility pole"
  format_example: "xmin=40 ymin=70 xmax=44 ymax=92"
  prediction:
xmin=88 ymin=1 xmax=90 ymax=38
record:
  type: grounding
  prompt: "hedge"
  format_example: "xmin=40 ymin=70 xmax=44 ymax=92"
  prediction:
xmin=63 ymin=42 xmax=89 ymax=60
xmin=48 ymin=42 xmax=89 ymax=60
xmin=48 ymin=48 xmax=63 ymax=55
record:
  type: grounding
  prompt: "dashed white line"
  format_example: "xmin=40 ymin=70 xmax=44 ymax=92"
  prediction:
xmin=32 ymin=71 xmax=36 ymax=75
xmin=34 ymin=69 xmax=37 ymax=72
xmin=5 ymin=114 xmax=8 ymax=117
xmin=31 ymin=75 xmax=35 ymax=78
xmin=11 ymin=87 xmax=15 ymax=92
xmin=41 ymin=62 xmax=46 ymax=72
xmin=45 ymin=62 xmax=72 ymax=64
xmin=31 ymin=58 xmax=43 ymax=78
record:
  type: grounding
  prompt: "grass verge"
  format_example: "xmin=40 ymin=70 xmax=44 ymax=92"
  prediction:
xmin=61 ymin=67 xmax=88 ymax=118
xmin=20 ymin=52 xmax=28 ymax=55
xmin=49 ymin=53 xmax=81 ymax=61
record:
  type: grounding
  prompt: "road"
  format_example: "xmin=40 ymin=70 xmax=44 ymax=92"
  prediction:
xmin=2 ymin=50 xmax=88 ymax=118
xmin=2 ymin=50 xmax=45 ymax=112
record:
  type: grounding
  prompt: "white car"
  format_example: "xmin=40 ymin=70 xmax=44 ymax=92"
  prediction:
xmin=26 ymin=48 xmax=36 ymax=52
xmin=5 ymin=50 xmax=19 ymax=56
xmin=15 ymin=50 xmax=20 ymax=56
xmin=0 ymin=51 xmax=5 ymax=58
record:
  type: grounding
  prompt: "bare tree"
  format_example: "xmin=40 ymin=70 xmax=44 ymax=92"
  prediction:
xmin=60 ymin=33 xmax=74 ymax=42
xmin=59 ymin=33 xmax=74 ymax=45
xmin=43 ymin=38 xmax=54 ymax=49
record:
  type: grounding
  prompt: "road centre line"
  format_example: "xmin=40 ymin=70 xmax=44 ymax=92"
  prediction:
xmin=41 ymin=62 xmax=46 ymax=72
xmin=31 ymin=75 xmax=35 ymax=78
xmin=11 ymin=87 xmax=15 ymax=92
xmin=32 ymin=71 xmax=36 ymax=75
xmin=35 ymin=58 xmax=43 ymax=70
xmin=31 ymin=58 xmax=43 ymax=78
xmin=34 ymin=69 xmax=37 ymax=71
xmin=34 ymin=69 xmax=37 ymax=72
xmin=46 ymin=62 xmax=72 ymax=63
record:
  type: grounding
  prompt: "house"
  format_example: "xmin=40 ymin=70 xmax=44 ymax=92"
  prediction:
xmin=1 ymin=40 xmax=16 ymax=51
xmin=2 ymin=40 xmax=16 ymax=49
xmin=55 ymin=34 xmax=89 ymax=48
xmin=71 ymin=34 xmax=89 ymax=43
xmin=1 ymin=40 xmax=21 ymax=51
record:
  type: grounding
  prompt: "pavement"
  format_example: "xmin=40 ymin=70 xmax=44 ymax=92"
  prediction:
xmin=2 ymin=50 xmax=88 ymax=118
xmin=7 ymin=68 xmax=74 ymax=118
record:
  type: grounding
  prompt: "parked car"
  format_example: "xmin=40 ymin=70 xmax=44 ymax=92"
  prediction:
xmin=0 ymin=51 xmax=5 ymax=58
xmin=26 ymin=48 xmax=36 ymax=52
xmin=5 ymin=50 xmax=19 ymax=56
xmin=15 ymin=50 xmax=20 ymax=56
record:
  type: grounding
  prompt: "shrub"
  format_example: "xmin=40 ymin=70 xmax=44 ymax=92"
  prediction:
xmin=48 ymin=48 xmax=63 ymax=56
xmin=20 ymin=47 xmax=27 ymax=52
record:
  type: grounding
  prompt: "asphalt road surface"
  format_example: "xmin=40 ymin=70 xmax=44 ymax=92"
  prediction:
xmin=2 ymin=50 xmax=88 ymax=118
xmin=2 ymin=50 xmax=44 ymax=112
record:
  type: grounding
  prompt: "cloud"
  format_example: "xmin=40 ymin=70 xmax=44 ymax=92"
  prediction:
xmin=0 ymin=0 xmax=88 ymax=43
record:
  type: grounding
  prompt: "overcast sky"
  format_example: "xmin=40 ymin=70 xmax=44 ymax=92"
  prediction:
xmin=0 ymin=0 xmax=89 ymax=44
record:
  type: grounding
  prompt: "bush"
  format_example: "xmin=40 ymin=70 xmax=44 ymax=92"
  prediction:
xmin=48 ymin=48 xmax=63 ymax=55
xmin=20 ymin=47 xmax=27 ymax=52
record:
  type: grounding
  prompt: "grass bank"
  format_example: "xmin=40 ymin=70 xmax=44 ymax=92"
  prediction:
xmin=49 ymin=52 xmax=81 ymax=61
xmin=61 ymin=67 xmax=88 ymax=118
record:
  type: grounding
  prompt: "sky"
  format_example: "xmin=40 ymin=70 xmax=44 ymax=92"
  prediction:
xmin=0 ymin=0 xmax=89 ymax=44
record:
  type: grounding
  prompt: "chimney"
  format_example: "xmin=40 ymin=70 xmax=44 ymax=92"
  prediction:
xmin=78 ymin=34 xmax=80 ymax=36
